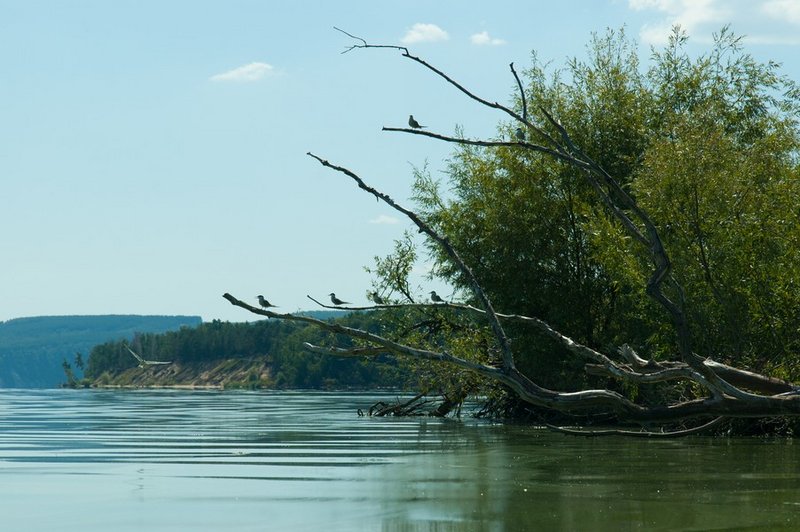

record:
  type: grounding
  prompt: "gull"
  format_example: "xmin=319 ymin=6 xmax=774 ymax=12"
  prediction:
xmin=515 ymin=127 xmax=526 ymax=141
xmin=429 ymin=290 xmax=445 ymax=303
xmin=257 ymin=295 xmax=277 ymax=309
xmin=329 ymin=293 xmax=351 ymax=306
xmin=370 ymin=292 xmax=386 ymax=305
xmin=408 ymin=115 xmax=426 ymax=129
xmin=125 ymin=345 xmax=171 ymax=368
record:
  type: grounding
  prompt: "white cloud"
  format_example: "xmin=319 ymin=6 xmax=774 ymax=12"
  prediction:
xmin=629 ymin=0 xmax=673 ymax=9
xmin=369 ymin=215 xmax=400 ymax=225
xmin=629 ymin=0 xmax=800 ymax=45
xmin=628 ymin=0 xmax=731 ymax=44
xmin=401 ymin=23 xmax=449 ymax=44
xmin=210 ymin=62 xmax=274 ymax=82
xmin=762 ymin=0 xmax=800 ymax=24
xmin=470 ymin=31 xmax=507 ymax=46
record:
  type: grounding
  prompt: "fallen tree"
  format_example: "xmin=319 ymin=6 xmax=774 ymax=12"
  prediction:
xmin=224 ymin=28 xmax=800 ymax=435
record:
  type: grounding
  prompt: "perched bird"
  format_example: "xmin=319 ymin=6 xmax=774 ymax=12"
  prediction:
xmin=257 ymin=295 xmax=277 ymax=309
xmin=515 ymin=127 xmax=526 ymax=141
xmin=125 ymin=345 xmax=172 ymax=368
xmin=429 ymin=290 xmax=445 ymax=303
xmin=329 ymin=293 xmax=351 ymax=306
xmin=370 ymin=291 xmax=386 ymax=305
xmin=408 ymin=115 xmax=426 ymax=129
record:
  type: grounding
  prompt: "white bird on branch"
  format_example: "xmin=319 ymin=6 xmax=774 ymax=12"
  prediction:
xmin=257 ymin=295 xmax=277 ymax=309
xmin=408 ymin=115 xmax=426 ymax=129
xmin=125 ymin=345 xmax=172 ymax=368
xmin=429 ymin=291 xmax=445 ymax=303
xmin=329 ymin=293 xmax=351 ymax=306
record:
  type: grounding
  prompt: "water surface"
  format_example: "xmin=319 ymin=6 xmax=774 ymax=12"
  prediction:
xmin=1 ymin=389 xmax=798 ymax=531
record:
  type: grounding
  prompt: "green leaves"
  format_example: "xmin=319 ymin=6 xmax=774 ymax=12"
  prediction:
xmin=418 ymin=26 xmax=800 ymax=386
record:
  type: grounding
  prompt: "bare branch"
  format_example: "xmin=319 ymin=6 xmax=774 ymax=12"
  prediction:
xmin=306 ymin=294 xmax=404 ymax=311
xmin=303 ymin=343 xmax=388 ymax=357
xmin=224 ymin=292 xmax=800 ymax=421
xmin=306 ymin=152 xmax=518 ymax=371
xmin=223 ymin=292 xmax=501 ymax=377
xmin=381 ymin=127 xmax=581 ymax=166
xmin=336 ymin=28 xmax=561 ymax=148
xmin=548 ymin=416 xmax=726 ymax=438
xmin=510 ymin=62 xmax=527 ymax=122
xmin=334 ymin=26 xmax=405 ymax=55
xmin=584 ymin=363 xmax=714 ymax=387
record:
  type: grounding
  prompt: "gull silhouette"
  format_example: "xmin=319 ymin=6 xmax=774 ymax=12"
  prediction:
xmin=257 ymin=295 xmax=277 ymax=309
xmin=329 ymin=293 xmax=351 ymax=306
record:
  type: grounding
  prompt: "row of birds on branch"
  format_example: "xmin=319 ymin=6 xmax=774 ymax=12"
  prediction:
xmin=256 ymin=291 xmax=447 ymax=310
xmin=409 ymin=114 xmax=527 ymax=143
xmin=251 ymin=118 xmax=514 ymax=314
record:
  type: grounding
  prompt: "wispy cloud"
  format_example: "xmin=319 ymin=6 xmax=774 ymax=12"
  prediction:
xmin=369 ymin=215 xmax=400 ymax=225
xmin=470 ymin=31 xmax=507 ymax=46
xmin=210 ymin=62 xmax=275 ymax=82
xmin=629 ymin=0 xmax=800 ymax=45
xmin=762 ymin=0 xmax=800 ymax=25
xmin=629 ymin=0 xmax=730 ymax=44
xmin=401 ymin=23 xmax=449 ymax=44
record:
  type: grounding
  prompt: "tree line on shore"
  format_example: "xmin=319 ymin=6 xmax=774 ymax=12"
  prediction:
xmin=84 ymin=313 xmax=412 ymax=389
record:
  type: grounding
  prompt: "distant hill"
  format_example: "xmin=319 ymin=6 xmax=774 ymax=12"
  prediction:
xmin=0 ymin=315 xmax=202 ymax=388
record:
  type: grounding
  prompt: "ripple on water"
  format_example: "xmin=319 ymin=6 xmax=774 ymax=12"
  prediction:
xmin=1 ymin=389 xmax=799 ymax=532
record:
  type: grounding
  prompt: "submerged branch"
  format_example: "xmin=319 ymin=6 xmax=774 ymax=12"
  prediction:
xmin=548 ymin=416 xmax=726 ymax=438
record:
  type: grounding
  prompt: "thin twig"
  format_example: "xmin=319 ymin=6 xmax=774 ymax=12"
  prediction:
xmin=510 ymin=62 xmax=527 ymax=122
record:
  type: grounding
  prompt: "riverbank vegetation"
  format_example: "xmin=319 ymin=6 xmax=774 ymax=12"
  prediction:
xmin=222 ymin=27 xmax=800 ymax=435
xmin=85 ymin=314 xmax=410 ymax=390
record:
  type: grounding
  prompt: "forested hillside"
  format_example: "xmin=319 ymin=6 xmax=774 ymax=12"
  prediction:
xmin=87 ymin=311 xmax=413 ymax=389
xmin=0 ymin=315 xmax=201 ymax=387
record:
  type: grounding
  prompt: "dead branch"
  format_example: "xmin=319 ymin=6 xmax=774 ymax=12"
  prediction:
xmin=335 ymin=28 xmax=562 ymax=150
xmin=225 ymin=292 xmax=800 ymax=422
xmin=548 ymin=416 xmax=726 ymax=438
xmin=306 ymin=152 xmax=517 ymax=371
xmin=306 ymin=294 xmax=403 ymax=311
xmin=303 ymin=343 xmax=388 ymax=357
xmin=510 ymin=62 xmax=528 ymax=123
xmin=225 ymin=292 xmax=651 ymax=419
xmin=381 ymin=126 xmax=580 ymax=163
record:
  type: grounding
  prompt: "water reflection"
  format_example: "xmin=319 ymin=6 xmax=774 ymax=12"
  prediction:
xmin=0 ymin=389 xmax=798 ymax=531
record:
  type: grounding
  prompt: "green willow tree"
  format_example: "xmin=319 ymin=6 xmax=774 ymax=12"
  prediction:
xmin=413 ymin=27 xmax=800 ymax=396
xmin=224 ymin=27 xmax=800 ymax=434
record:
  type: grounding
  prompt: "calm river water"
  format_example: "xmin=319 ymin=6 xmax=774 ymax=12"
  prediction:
xmin=0 ymin=389 xmax=798 ymax=531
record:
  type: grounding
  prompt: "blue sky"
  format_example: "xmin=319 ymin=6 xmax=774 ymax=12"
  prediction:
xmin=2 ymin=0 xmax=800 ymax=323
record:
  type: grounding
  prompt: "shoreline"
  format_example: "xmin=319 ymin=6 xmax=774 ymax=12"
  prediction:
xmin=91 ymin=383 xmax=225 ymax=390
